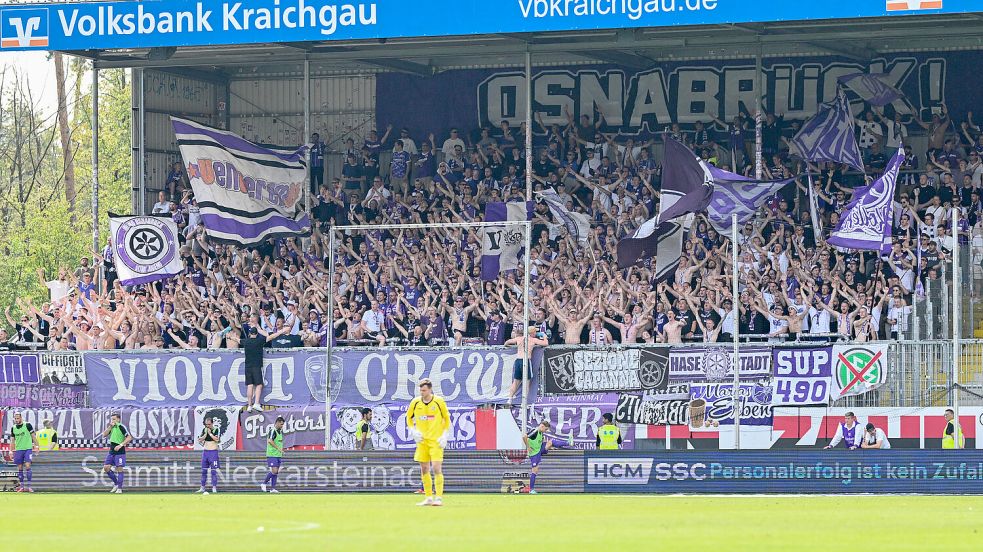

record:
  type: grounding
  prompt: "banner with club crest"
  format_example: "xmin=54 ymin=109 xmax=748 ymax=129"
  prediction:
xmin=109 ymin=214 xmax=185 ymax=286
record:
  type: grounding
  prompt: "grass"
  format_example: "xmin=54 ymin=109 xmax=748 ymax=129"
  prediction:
xmin=1 ymin=493 xmax=981 ymax=551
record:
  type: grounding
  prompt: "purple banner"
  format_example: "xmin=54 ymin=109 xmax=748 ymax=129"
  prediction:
xmin=0 ymin=384 xmax=88 ymax=408
xmin=84 ymin=348 xmax=521 ymax=408
xmin=516 ymin=393 xmax=632 ymax=450
xmin=329 ymin=404 xmax=476 ymax=451
xmin=239 ymin=407 xmax=327 ymax=452
xmin=827 ymin=147 xmax=904 ymax=251
xmin=771 ymin=347 xmax=833 ymax=406
xmin=0 ymin=407 xmax=200 ymax=449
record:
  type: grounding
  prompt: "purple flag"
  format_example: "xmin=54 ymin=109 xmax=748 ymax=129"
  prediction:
xmin=655 ymin=137 xmax=714 ymax=225
xmin=110 ymin=214 xmax=185 ymax=286
xmin=171 ymin=117 xmax=311 ymax=246
xmin=827 ymin=147 xmax=905 ymax=251
xmin=480 ymin=201 xmax=533 ymax=281
xmin=705 ymin=165 xmax=795 ymax=233
xmin=839 ymin=73 xmax=905 ymax=107
xmin=790 ymin=89 xmax=865 ymax=173
xmin=616 ymin=216 xmax=682 ymax=280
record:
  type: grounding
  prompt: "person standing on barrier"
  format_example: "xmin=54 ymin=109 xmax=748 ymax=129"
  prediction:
xmin=196 ymin=417 xmax=221 ymax=494
xmin=861 ymin=423 xmax=891 ymax=449
xmin=943 ymin=409 xmax=965 ymax=449
xmin=36 ymin=420 xmax=58 ymax=452
xmin=8 ymin=413 xmax=38 ymax=492
xmin=262 ymin=416 xmax=285 ymax=493
xmin=824 ymin=412 xmax=863 ymax=450
xmin=102 ymin=413 xmax=132 ymax=494
xmin=356 ymin=408 xmax=374 ymax=451
xmin=596 ymin=413 xmax=622 ymax=450
xmin=407 ymin=378 xmax=450 ymax=507
xmin=504 ymin=327 xmax=549 ymax=404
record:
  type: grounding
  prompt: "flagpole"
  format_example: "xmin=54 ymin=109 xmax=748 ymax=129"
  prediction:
xmin=525 ymin=50 xmax=533 ymax=203
xmin=325 ymin=226 xmax=336 ymax=450
xmin=754 ymin=48 xmax=763 ymax=180
xmin=520 ymin=220 xmax=533 ymax=432
xmin=731 ymin=213 xmax=741 ymax=450
xmin=952 ymin=206 xmax=962 ymax=447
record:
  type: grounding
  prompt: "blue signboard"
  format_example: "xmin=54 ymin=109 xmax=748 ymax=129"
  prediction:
xmin=585 ymin=450 xmax=983 ymax=493
xmin=0 ymin=0 xmax=977 ymax=53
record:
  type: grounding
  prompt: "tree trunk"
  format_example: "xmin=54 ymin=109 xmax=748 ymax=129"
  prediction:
xmin=54 ymin=52 xmax=77 ymax=223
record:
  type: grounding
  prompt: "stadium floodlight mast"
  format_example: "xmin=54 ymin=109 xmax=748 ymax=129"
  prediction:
xmin=322 ymin=220 xmax=535 ymax=447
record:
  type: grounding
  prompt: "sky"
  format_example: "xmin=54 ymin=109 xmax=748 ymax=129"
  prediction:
xmin=3 ymin=51 xmax=62 ymax=113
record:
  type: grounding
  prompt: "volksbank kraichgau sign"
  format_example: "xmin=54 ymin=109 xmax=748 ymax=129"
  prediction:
xmin=0 ymin=0 xmax=975 ymax=52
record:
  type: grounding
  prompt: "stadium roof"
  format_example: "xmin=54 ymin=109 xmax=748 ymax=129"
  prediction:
xmin=1 ymin=1 xmax=980 ymax=75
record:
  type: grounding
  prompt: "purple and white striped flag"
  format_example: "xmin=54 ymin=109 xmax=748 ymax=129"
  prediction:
xmin=481 ymin=201 xmax=533 ymax=281
xmin=536 ymin=188 xmax=591 ymax=245
xmin=827 ymin=147 xmax=905 ymax=252
xmin=705 ymin=165 xmax=795 ymax=233
xmin=171 ymin=117 xmax=311 ymax=246
xmin=790 ymin=89 xmax=865 ymax=173
xmin=839 ymin=73 xmax=906 ymax=107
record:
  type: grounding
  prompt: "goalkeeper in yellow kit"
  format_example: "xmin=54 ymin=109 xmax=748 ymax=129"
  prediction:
xmin=407 ymin=378 xmax=451 ymax=506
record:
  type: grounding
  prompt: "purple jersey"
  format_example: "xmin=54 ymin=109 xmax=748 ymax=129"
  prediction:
xmin=840 ymin=422 xmax=859 ymax=448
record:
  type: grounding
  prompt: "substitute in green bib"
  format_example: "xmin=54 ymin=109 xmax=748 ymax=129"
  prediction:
xmin=262 ymin=416 xmax=285 ymax=493
xmin=9 ymin=412 xmax=39 ymax=492
xmin=596 ymin=413 xmax=623 ymax=450
xmin=943 ymin=408 xmax=965 ymax=449
xmin=37 ymin=420 xmax=59 ymax=451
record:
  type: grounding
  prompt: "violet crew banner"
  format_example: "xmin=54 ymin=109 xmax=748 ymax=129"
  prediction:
xmin=0 ymin=407 xmax=201 ymax=449
xmin=329 ymin=404 xmax=477 ymax=452
xmin=667 ymin=346 xmax=772 ymax=382
xmin=542 ymin=346 xmax=669 ymax=395
xmin=688 ymin=383 xmax=774 ymax=428
xmin=83 ymin=349 xmax=520 ymax=408
xmin=239 ymin=408 xmax=328 ymax=452
xmin=0 ymin=384 xmax=88 ymax=409
xmin=171 ymin=117 xmax=311 ymax=246
xmin=771 ymin=347 xmax=833 ymax=406
xmin=110 ymin=215 xmax=184 ymax=286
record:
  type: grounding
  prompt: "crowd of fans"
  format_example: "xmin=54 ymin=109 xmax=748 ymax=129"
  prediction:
xmin=3 ymin=104 xmax=982 ymax=352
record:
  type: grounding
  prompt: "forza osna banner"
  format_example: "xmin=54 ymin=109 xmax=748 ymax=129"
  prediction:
xmin=7 ymin=451 xmax=585 ymax=493
xmin=583 ymin=451 xmax=983 ymax=494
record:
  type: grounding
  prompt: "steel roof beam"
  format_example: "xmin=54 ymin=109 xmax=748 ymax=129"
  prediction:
xmin=355 ymin=58 xmax=435 ymax=77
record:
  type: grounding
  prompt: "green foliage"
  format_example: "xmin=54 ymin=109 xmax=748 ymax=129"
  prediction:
xmin=0 ymin=63 xmax=130 ymax=317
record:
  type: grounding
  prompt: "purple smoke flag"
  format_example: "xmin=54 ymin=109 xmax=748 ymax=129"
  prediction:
xmin=705 ymin=165 xmax=795 ymax=233
xmin=170 ymin=117 xmax=311 ymax=246
xmin=655 ymin=137 xmax=714 ymax=225
xmin=839 ymin=73 xmax=905 ymax=107
xmin=827 ymin=147 xmax=905 ymax=252
xmin=110 ymin=214 xmax=185 ymax=286
xmin=537 ymin=188 xmax=591 ymax=245
xmin=481 ymin=201 xmax=533 ymax=281
xmin=790 ymin=89 xmax=865 ymax=173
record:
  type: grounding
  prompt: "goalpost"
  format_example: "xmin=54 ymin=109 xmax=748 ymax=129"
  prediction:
xmin=322 ymin=219 xmax=535 ymax=448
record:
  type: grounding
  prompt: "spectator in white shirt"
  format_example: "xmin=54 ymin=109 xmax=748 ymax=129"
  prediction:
xmin=152 ymin=191 xmax=172 ymax=214
xmin=861 ymin=423 xmax=891 ymax=449
xmin=360 ymin=300 xmax=386 ymax=346
xmin=441 ymin=128 xmax=465 ymax=158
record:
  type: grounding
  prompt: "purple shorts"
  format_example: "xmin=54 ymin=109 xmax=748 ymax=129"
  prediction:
xmin=529 ymin=452 xmax=544 ymax=468
xmin=266 ymin=457 xmax=282 ymax=468
xmin=104 ymin=453 xmax=126 ymax=467
xmin=201 ymin=450 xmax=220 ymax=469
xmin=13 ymin=449 xmax=33 ymax=466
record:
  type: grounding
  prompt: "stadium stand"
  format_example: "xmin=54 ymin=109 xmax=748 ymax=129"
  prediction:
xmin=5 ymin=108 xmax=982 ymax=352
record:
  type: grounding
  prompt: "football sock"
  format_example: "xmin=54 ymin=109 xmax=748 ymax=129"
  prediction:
xmin=211 ymin=468 xmax=218 ymax=488
xmin=200 ymin=469 xmax=207 ymax=487
xmin=107 ymin=471 xmax=119 ymax=485
xmin=18 ymin=469 xmax=23 ymax=483
xmin=26 ymin=468 xmax=32 ymax=483
xmin=264 ymin=471 xmax=273 ymax=485
xmin=435 ymin=474 xmax=444 ymax=497
xmin=117 ymin=471 xmax=124 ymax=489
xmin=270 ymin=474 xmax=278 ymax=489
xmin=529 ymin=473 xmax=537 ymax=490
xmin=422 ymin=472 xmax=433 ymax=497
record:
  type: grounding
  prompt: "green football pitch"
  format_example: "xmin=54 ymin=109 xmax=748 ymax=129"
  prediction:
xmin=1 ymin=494 xmax=979 ymax=551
